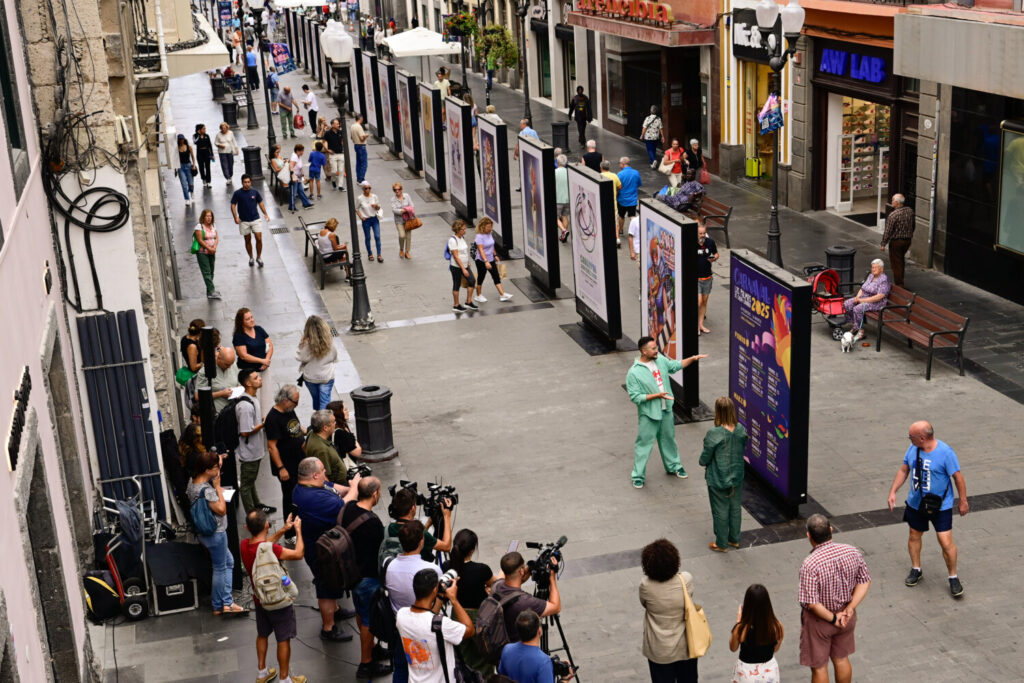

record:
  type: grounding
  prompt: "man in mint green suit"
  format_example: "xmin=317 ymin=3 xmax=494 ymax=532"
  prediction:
xmin=625 ymin=336 xmax=707 ymax=489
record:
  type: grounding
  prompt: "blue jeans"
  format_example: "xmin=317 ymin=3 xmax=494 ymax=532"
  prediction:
xmin=219 ymin=152 xmax=234 ymax=179
xmin=304 ymin=379 xmax=334 ymax=410
xmin=198 ymin=531 xmax=234 ymax=610
xmin=355 ymin=144 xmax=368 ymax=183
xmin=290 ymin=178 xmax=312 ymax=210
xmin=645 ymin=140 xmax=659 ymax=165
xmin=361 ymin=217 xmax=381 ymax=256
xmin=177 ymin=167 xmax=194 ymax=200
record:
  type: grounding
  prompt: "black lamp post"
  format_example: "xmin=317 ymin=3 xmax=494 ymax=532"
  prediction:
xmin=253 ymin=10 xmax=277 ymax=153
xmin=516 ymin=0 xmax=532 ymax=121
xmin=242 ymin=24 xmax=260 ymax=129
xmin=755 ymin=0 xmax=805 ymax=268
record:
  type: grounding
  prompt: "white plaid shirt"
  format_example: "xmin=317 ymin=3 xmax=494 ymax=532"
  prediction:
xmin=798 ymin=541 xmax=871 ymax=613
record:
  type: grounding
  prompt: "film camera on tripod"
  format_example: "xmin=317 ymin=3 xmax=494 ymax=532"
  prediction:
xmin=388 ymin=480 xmax=458 ymax=562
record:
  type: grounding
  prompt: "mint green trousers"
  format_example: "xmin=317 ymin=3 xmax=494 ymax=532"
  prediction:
xmin=632 ymin=412 xmax=681 ymax=482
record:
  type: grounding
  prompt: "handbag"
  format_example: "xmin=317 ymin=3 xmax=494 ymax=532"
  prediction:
xmin=189 ymin=232 xmax=202 ymax=255
xmin=175 ymin=366 xmax=196 ymax=387
xmin=680 ymin=574 xmax=712 ymax=658
xmin=497 ymin=262 xmax=507 ymax=279
xmin=190 ymin=164 xmax=198 ymax=177
xmin=699 ymin=167 xmax=711 ymax=185
xmin=404 ymin=217 xmax=423 ymax=231
xmin=276 ymin=164 xmax=290 ymax=185
xmin=915 ymin=448 xmax=950 ymax=515
xmin=294 ymin=113 xmax=305 ymax=129
xmin=658 ymin=158 xmax=676 ymax=175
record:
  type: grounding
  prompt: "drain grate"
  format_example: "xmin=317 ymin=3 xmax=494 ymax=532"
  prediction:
xmin=330 ymin=325 xmax=339 ymax=337
xmin=270 ymin=227 xmax=290 ymax=234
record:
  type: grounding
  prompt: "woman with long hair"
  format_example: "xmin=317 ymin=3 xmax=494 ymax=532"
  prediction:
xmin=327 ymin=400 xmax=362 ymax=462
xmin=181 ymin=318 xmax=205 ymax=374
xmin=729 ymin=584 xmax=784 ymax=682
xmin=194 ymin=210 xmax=220 ymax=299
xmin=232 ymin=307 xmax=274 ymax=406
xmin=296 ymin=315 xmax=338 ymax=410
xmin=699 ymin=396 xmax=749 ymax=552
xmin=639 ymin=538 xmax=698 ymax=682
xmin=442 ymin=529 xmax=500 ymax=677
xmin=176 ymin=135 xmax=197 ymax=205
xmin=472 ymin=217 xmax=513 ymax=303
xmin=193 ymin=123 xmax=214 ymax=187
xmin=270 ymin=144 xmax=290 ymax=192
xmin=188 ymin=451 xmax=245 ymax=615
xmin=177 ymin=422 xmax=206 ymax=475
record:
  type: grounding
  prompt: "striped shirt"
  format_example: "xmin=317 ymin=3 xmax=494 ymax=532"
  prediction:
xmin=798 ymin=541 xmax=871 ymax=613
xmin=881 ymin=205 xmax=915 ymax=246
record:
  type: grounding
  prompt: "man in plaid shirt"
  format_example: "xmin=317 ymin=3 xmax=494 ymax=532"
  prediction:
xmin=798 ymin=514 xmax=871 ymax=683
xmin=880 ymin=193 xmax=915 ymax=287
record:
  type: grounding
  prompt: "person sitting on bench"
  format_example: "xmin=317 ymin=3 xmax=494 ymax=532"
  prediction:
xmin=317 ymin=218 xmax=348 ymax=263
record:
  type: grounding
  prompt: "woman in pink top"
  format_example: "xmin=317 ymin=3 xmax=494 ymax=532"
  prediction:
xmin=194 ymin=209 xmax=221 ymax=299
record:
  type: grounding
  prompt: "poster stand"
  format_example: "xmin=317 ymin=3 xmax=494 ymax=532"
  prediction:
xmin=395 ymin=68 xmax=422 ymax=173
xmin=377 ymin=60 xmax=401 ymax=155
xmin=352 ymin=47 xmax=366 ymax=122
xmin=518 ymin=135 xmax=560 ymax=297
xmin=445 ymin=97 xmax=477 ymax=221
xmin=477 ymin=113 xmax=521 ymax=259
xmin=361 ymin=51 xmax=382 ymax=138
xmin=418 ymin=84 xmax=447 ymax=196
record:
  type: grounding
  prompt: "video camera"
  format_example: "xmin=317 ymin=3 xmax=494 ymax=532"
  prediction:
xmin=550 ymin=655 xmax=573 ymax=679
xmin=388 ymin=480 xmax=428 ymax=506
xmin=525 ymin=536 xmax=567 ymax=588
xmin=387 ymin=480 xmax=458 ymax=513
xmin=346 ymin=464 xmax=372 ymax=482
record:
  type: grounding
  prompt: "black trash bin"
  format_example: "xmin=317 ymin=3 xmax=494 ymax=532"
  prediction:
xmin=221 ymin=100 xmax=238 ymax=128
xmin=210 ymin=76 xmax=226 ymax=101
xmin=551 ymin=120 xmax=570 ymax=153
xmin=242 ymin=146 xmax=263 ymax=180
xmin=825 ymin=245 xmax=857 ymax=295
xmin=351 ymin=385 xmax=398 ymax=462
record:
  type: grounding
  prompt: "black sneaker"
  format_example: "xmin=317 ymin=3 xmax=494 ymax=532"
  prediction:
xmin=258 ymin=504 xmax=277 ymax=514
xmin=337 ymin=606 xmax=357 ymax=619
xmin=356 ymin=660 xmax=393 ymax=679
xmin=452 ymin=304 xmax=467 ymax=313
xmin=320 ymin=628 xmax=354 ymax=642
xmin=905 ymin=568 xmax=922 ymax=587
xmin=949 ymin=576 xmax=964 ymax=598
xmin=465 ymin=301 xmax=479 ymax=310
xmin=372 ymin=643 xmax=390 ymax=661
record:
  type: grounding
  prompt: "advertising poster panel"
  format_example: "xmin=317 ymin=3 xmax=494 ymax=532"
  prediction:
xmin=377 ymin=60 xmax=398 ymax=153
xmin=567 ymin=164 xmax=621 ymax=340
xmin=445 ymin=97 xmax=476 ymax=220
xmin=270 ymin=43 xmax=296 ymax=76
xmin=478 ymin=114 xmax=513 ymax=253
xmin=729 ymin=250 xmax=810 ymax=508
xmin=418 ymin=83 xmax=446 ymax=195
xmin=352 ymin=47 xmax=366 ymax=124
xmin=518 ymin=136 xmax=559 ymax=293
xmin=361 ymin=51 xmax=381 ymax=136
xmin=396 ymin=69 xmax=421 ymax=172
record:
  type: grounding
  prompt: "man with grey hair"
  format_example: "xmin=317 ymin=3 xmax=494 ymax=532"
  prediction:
xmin=265 ymin=384 xmax=305 ymax=533
xmin=798 ymin=514 xmax=871 ymax=683
xmin=581 ymin=139 xmax=602 ymax=173
xmin=600 ymin=160 xmax=623 ymax=217
xmin=555 ymin=153 xmax=570 ymax=240
xmin=513 ymin=118 xmax=539 ymax=161
xmin=305 ymin=409 xmax=354 ymax=485
xmin=617 ymin=156 xmax=642 ymax=245
xmin=880 ymin=193 xmax=914 ymax=286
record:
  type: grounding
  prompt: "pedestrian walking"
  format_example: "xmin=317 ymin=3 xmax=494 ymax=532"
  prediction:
xmin=696 ymin=218 xmax=719 ymax=335
xmin=355 ymin=181 xmax=382 ymax=261
xmin=625 ymin=336 xmax=706 ymax=488
xmin=307 ymin=141 xmax=326 ymax=199
xmin=447 ymin=219 xmax=477 ymax=313
xmin=175 ymin=134 xmax=197 ymax=206
xmin=728 ymin=584 xmax=783 ymax=683
xmin=246 ymin=44 xmax=260 ymax=90
xmin=473 ymin=217 xmax=514 ymax=303
xmin=240 ymin=510 xmax=307 ymax=683
xmin=433 ymin=67 xmax=451 ymax=99
xmin=684 ymin=139 xmax=705 ymax=179
xmin=617 ymin=156 xmax=642 ymax=246
xmin=231 ymin=174 xmax=271 ymax=267
xmin=555 ymin=154 xmax=570 ymax=241
xmin=798 ymin=514 xmax=871 ymax=683
xmin=698 ymin=397 xmax=748 ymax=552
xmin=350 ymin=114 xmax=370 ymax=183
xmin=641 ymin=106 xmax=665 ymax=168
xmin=880 ymin=193 xmax=914 ymax=286
xmin=193 ymin=210 xmax=221 ymax=299
xmin=215 ymin=122 xmax=240 ymax=184
xmin=264 ymin=384 xmax=305 ymax=529
xmin=278 ymin=86 xmax=296 ymax=138
xmin=581 ymin=139 xmax=603 ymax=173
xmin=323 ymin=118 xmax=347 ymax=191
xmin=232 ymin=28 xmax=243 ymax=64
xmin=373 ymin=20 xmax=384 ymax=57
xmin=193 ymin=124 xmax=214 ymax=187
xmin=301 ymin=84 xmax=319 ymax=137
xmin=887 ymin=420 xmax=968 ymax=597
xmin=512 ymin=118 xmax=539 ymax=161
xmin=296 ymin=315 xmax=338 ymax=410
xmin=267 ymin=66 xmax=280 ymax=114
xmin=288 ymin=144 xmax=314 ymax=212
xmin=662 ymin=139 xmax=684 ymax=188
xmin=390 ymin=183 xmax=415 ymax=259
xmin=639 ymin=538 xmax=698 ymax=683
xmin=568 ymin=86 xmax=593 ymax=147
xmin=600 ymin=159 xmax=622 ymax=209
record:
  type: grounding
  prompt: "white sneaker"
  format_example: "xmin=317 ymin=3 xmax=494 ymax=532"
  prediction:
xmin=499 ymin=293 xmax=513 ymax=302
xmin=473 ymin=295 xmax=488 ymax=303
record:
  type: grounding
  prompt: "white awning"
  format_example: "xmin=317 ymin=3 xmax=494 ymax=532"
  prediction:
xmin=275 ymin=0 xmax=326 ymax=7
xmin=165 ymin=13 xmax=230 ymax=79
xmin=382 ymin=27 xmax=461 ymax=58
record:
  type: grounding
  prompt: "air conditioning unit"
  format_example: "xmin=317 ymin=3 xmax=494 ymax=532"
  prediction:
xmin=114 ymin=115 xmax=134 ymax=146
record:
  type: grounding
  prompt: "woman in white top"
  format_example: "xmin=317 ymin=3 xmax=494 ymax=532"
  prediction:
xmin=214 ymin=122 xmax=239 ymax=183
xmin=316 ymin=217 xmax=348 ymax=264
xmin=355 ymin=181 xmax=383 ymax=262
xmin=270 ymin=144 xmax=289 ymax=190
xmin=193 ymin=209 xmax=221 ymax=299
xmin=447 ymin=219 xmax=478 ymax=313
xmin=296 ymin=315 xmax=339 ymax=410
xmin=641 ymin=106 xmax=665 ymax=169
xmin=390 ymin=183 xmax=415 ymax=260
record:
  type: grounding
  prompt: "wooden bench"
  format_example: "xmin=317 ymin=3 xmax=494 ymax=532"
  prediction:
xmin=683 ymin=195 xmax=732 ymax=248
xmin=267 ymin=155 xmax=289 ymax=202
xmin=299 ymin=216 xmax=350 ymax=289
xmin=866 ymin=285 xmax=969 ymax=380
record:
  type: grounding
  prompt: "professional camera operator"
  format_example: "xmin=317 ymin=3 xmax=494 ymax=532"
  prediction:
xmin=499 ymin=611 xmax=575 ymax=682
xmin=385 ymin=521 xmax=442 ymax=683
xmin=491 ymin=552 xmax=561 ymax=642
xmin=388 ymin=486 xmax=453 ymax=561
xmin=396 ymin=568 xmax=476 ymax=683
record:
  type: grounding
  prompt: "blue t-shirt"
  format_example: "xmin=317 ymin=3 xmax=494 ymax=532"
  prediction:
xmin=292 ymin=483 xmax=344 ymax=565
xmin=617 ymin=166 xmax=642 ymax=206
xmin=903 ymin=441 xmax=960 ymax=511
xmin=498 ymin=642 xmax=554 ymax=683
xmin=308 ymin=151 xmax=326 ymax=174
xmin=231 ymin=188 xmax=264 ymax=222
xmin=521 ymin=126 xmax=539 ymax=141
xmin=246 ymin=51 xmax=257 ymax=67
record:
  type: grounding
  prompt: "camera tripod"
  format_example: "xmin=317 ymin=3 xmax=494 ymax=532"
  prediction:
xmin=534 ymin=582 xmax=580 ymax=681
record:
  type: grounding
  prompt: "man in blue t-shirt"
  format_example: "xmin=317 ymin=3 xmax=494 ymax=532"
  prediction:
xmin=616 ymin=157 xmax=642 ymax=243
xmin=230 ymin=174 xmax=270 ymax=267
xmin=499 ymin=610 xmax=574 ymax=683
xmin=887 ymin=421 xmax=969 ymax=598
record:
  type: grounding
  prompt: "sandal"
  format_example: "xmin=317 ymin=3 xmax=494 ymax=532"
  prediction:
xmin=709 ymin=542 xmax=728 ymax=553
xmin=405 ymin=252 xmax=412 ymax=259
xmin=368 ymin=254 xmax=375 ymax=261
xmin=215 ymin=604 xmax=247 ymax=615
xmin=377 ymin=256 xmax=383 ymax=263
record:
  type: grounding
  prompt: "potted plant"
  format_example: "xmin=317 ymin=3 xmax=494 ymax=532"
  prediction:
xmin=445 ymin=12 xmax=479 ymax=39
xmin=475 ymin=24 xmax=518 ymax=71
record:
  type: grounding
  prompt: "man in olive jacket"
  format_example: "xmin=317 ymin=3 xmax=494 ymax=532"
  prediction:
xmin=625 ymin=336 xmax=707 ymax=489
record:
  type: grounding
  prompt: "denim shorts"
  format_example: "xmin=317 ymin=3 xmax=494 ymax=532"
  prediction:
xmin=351 ymin=576 xmax=379 ymax=625
xmin=698 ymin=276 xmax=713 ymax=295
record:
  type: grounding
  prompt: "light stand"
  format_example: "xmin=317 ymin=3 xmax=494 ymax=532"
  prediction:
xmin=254 ymin=12 xmax=277 ymax=153
xmin=516 ymin=0 xmax=531 ymax=121
xmin=755 ymin=0 xmax=804 ymax=268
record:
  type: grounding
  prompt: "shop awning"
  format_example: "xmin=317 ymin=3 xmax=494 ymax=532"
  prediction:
xmin=566 ymin=14 xmax=714 ymax=47
xmin=382 ymin=27 xmax=461 ymax=58
xmin=275 ymin=0 xmax=326 ymax=7
xmin=165 ymin=12 xmax=230 ymax=79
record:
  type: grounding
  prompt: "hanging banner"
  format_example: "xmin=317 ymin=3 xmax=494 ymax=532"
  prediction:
xmin=446 ymin=96 xmax=477 ymax=220
xmin=270 ymin=43 xmax=296 ymax=75
xmin=758 ymin=93 xmax=783 ymax=134
xmin=478 ymin=113 xmax=513 ymax=254
xmin=519 ymin=135 xmax=559 ymax=294
xmin=219 ymin=0 xmax=233 ymax=29
xmin=419 ymin=83 xmax=447 ymax=195
xmin=362 ymin=51 xmax=381 ymax=137
xmin=396 ymin=68 xmax=422 ymax=173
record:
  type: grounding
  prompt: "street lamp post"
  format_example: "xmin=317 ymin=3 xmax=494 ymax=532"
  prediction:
xmin=253 ymin=11 xmax=277 ymax=154
xmin=755 ymin=0 xmax=805 ymax=268
xmin=516 ymin=0 xmax=531 ymax=121
xmin=243 ymin=33 xmax=260 ymax=129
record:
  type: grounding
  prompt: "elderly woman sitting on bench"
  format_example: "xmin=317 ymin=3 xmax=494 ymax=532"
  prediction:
xmin=844 ymin=258 xmax=891 ymax=340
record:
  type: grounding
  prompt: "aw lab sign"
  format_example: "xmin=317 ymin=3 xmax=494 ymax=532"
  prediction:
xmin=814 ymin=39 xmax=893 ymax=90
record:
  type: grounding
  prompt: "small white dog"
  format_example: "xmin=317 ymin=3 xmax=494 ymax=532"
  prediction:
xmin=841 ymin=331 xmax=854 ymax=353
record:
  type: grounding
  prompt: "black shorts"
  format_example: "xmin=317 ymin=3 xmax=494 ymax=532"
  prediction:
xmin=255 ymin=604 xmax=297 ymax=641
xmin=617 ymin=203 xmax=637 ymax=219
xmin=903 ymin=504 xmax=953 ymax=533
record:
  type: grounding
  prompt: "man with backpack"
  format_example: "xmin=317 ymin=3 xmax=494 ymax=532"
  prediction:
xmin=395 ymin=568 xmax=475 ymax=683
xmin=385 ymin=521 xmax=442 ymax=683
xmin=240 ymin=509 xmax=307 ymax=683
xmin=235 ymin=368 xmax=273 ymax=515
xmin=489 ymin=552 xmax=561 ymax=647
xmin=292 ymin=457 xmax=360 ymax=642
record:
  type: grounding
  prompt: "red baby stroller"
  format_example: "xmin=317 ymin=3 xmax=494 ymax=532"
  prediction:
xmin=806 ymin=268 xmax=847 ymax=340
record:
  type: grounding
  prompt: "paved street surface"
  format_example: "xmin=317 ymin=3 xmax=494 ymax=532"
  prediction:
xmin=92 ymin=37 xmax=1024 ymax=682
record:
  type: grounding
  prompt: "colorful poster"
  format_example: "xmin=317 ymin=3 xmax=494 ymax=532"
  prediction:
xmin=398 ymin=78 xmax=416 ymax=162
xmin=639 ymin=207 xmax=684 ymax=384
xmin=567 ymin=168 xmax=608 ymax=321
xmin=446 ymin=98 xmax=467 ymax=209
xmin=421 ymin=91 xmax=435 ymax=174
xmin=361 ymin=52 xmax=377 ymax=132
xmin=270 ymin=43 xmax=296 ymax=75
xmin=218 ymin=0 xmax=233 ymax=29
xmin=378 ymin=63 xmax=394 ymax=147
xmin=520 ymin=142 xmax=546 ymax=263
xmin=480 ymin=126 xmax=498 ymax=220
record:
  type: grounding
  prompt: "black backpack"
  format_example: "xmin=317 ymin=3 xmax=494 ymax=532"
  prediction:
xmin=474 ymin=589 xmax=522 ymax=664
xmin=369 ymin=557 xmax=396 ymax=642
xmin=315 ymin=504 xmax=371 ymax=594
xmin=214 ymin=395 xmax=253 ymax=454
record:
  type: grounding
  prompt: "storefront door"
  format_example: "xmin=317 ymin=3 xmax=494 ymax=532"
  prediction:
xmin=825 ymin=93 xmax=892 ymax=227
xmin=625 ymin=62 xmax=660 ymax=139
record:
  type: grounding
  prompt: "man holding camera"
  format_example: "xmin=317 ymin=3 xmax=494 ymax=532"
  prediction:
xmin=386 ymin=521 xmax=443 ymax=683
xmin=305 ymin=409 xmax=354 ymax=484
xmin=396 ymin=568 xmax=475 ymax=683
xmin=499 ymin=611 xmax=575 ymax=682
xmin=491 ymin=552 xmax=561 ymax=642
xmin=388 ymin=487 xmax=453 ymax=562
xmin=292 ymin=457 xmax=359 ymax=642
